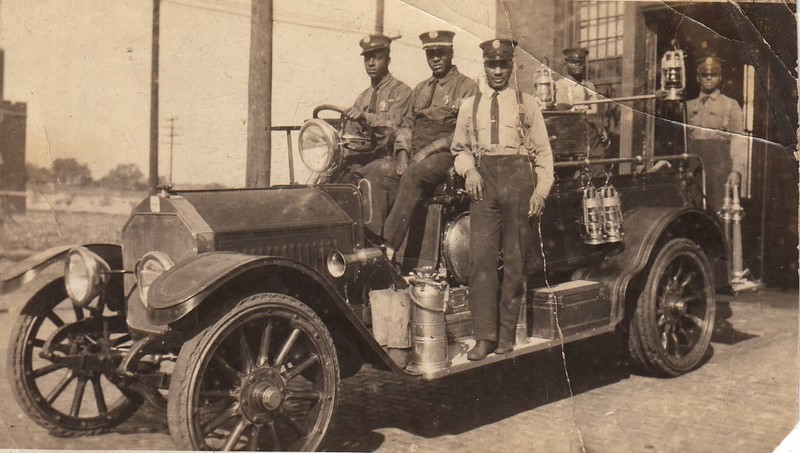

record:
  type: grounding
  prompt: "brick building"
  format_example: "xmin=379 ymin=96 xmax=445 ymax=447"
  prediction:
xmin=498 ymin=1 xmax=798 ymax=287
xmin=0 ymin=49 xmax=27 ymax=214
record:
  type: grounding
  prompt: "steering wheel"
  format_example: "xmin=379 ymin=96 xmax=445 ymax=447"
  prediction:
xmin=313 ymin=104 xmax=376 ymax=153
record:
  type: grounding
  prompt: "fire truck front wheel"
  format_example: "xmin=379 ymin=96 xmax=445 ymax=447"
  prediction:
xmin=627 ymin=238 xmax=716 ymax=377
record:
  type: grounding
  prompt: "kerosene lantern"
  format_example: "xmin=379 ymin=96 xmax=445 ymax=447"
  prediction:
xmin=660 ymin=40 xmax=686 ymax=101
xmin=533 ymin=64 xmax=556 ymax=109
xmin=600 ymin=183 xmax=624 ymax=242
xmin=581 ymin=183 xmax=605 ymax=245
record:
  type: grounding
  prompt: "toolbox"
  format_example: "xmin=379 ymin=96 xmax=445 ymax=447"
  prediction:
xmin=530 ymin=280 xmax=610 ymax=339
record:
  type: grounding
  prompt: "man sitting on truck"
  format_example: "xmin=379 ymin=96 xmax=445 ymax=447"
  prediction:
xmin=380 ymin=30 xmax=478 ymax=259
xmin=344 ymin=33 xmax=412 ymax=238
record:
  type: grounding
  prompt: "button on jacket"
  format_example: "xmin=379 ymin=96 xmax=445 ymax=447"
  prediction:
xmin=686 ymin=89 xmax=744 ymax=141
xmin=451 ymin=85 xmax=554 ymax=202
xmin=349 ymin=73 xmax=412 ymax=155
xmin=394 ymin=66 xmax=478 ymax=156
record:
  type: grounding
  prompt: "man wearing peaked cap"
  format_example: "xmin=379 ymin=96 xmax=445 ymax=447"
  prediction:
xmin=378 ymin=31 xmax=478 ymax=261
xmin=450 ymin=37 xmax=554 ymax=361
xmin=686 ymin=55 xmax=745 ymax=212
xmin=345 ymin=33 xmax=411 ymax=238
xmin=555 ymin=47 xmax=598 ymax=114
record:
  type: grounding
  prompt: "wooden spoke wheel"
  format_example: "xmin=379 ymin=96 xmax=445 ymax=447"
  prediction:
xmin=8 ymin=279 xmax=140 ymax=435
xmin=627 ymin=239 xmax=716 ymax=377
xmin=168 ymin=293 xmax=339 ymax=451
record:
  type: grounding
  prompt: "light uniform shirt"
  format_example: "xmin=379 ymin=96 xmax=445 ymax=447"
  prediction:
xmin=348 ymin=72 xmax=412 ymax=155
xmin=394 ymin=66 xmax=478 ymax=156
xmin=686 ymin=89 xmax=744 ymax=141
xmin=451 ymin=85 xmax=554 ymax=201
xmin=555 ymin=77 xmax=598 ymax=114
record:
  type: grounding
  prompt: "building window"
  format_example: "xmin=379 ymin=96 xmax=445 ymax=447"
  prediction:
xmin=577 ymin=0 xmax=624 ymax=97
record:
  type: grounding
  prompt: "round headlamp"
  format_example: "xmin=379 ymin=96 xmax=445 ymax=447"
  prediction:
xmin=135 ymin=251 xmax=174 ymax=307
xmin=64 ymin=247 xmax=109 ymax=307
xmin=299 ymin=119 xmax=339 ymax=173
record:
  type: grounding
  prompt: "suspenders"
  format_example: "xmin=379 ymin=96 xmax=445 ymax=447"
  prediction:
xmin=470 ymin=89 xmax=529 ymax=167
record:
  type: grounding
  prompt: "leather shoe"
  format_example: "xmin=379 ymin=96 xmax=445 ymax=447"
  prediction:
xmin=494 ymin=341 xmax=514 ymax=354
xmin=467 ymin=340 xmax=496 ymax=361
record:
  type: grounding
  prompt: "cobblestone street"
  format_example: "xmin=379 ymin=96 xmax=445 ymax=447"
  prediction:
xmin=0 ymin=285 xmax=795 ymax=452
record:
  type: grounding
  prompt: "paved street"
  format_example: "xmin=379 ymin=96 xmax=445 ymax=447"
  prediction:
xmin=0 ymin=281 xmax=795 ymax=452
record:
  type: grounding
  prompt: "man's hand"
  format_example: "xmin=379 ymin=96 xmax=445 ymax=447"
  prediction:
xmin=344 ymin=106 xmax=366 ymax=122
xmin=411 ymin=146 xmax=432 ymax=164
xmin=528 ymin=193 xmax=546 ymax=217
xmin=465 ymin=168 xmax=483 ymax=202
xmin=396 ymin=150 xmax=409 ymax=176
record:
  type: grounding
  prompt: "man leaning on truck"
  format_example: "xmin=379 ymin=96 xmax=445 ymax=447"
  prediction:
xmin=450 ymin=38 xmax=554 ymax=361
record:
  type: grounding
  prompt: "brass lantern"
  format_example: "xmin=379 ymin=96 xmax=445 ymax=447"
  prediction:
xmin=533 ymin=65 xmax=556 ymax=109
xmin=600 ymin=183 xmax=624 ymax=243
xmin=660 ymin=40 xmax=686 ymax=101
xmin=581 ymin=183 xmax=605 ymax=245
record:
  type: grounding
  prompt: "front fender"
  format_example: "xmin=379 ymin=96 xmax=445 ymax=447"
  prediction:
xmin=0 ymin=243 xmax=122 ymax=295
xmin=575 ymin=207 xmax=727 ymax=324
xmin=147 ymin=251 xmax=345 ymax=325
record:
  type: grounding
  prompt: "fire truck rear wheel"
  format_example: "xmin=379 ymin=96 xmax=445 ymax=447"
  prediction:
xmin=168 ymin=293 xmax=339 ymax=451
xmin=627 ymin=238 xmax=716 ymax=377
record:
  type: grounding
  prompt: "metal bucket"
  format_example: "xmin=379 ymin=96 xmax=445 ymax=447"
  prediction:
xmin=406 ymin=276 xmax=449 ymax=374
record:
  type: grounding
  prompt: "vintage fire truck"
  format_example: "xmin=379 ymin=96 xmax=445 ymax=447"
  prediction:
xmin=0 ymin=76 xmax=729 ymax=449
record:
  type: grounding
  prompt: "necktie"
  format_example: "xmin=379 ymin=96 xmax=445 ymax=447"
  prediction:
xmin=421 ymin=78 xmax=438 ymax=109
xmin=368 ymin=87 xmax=378 ymax=113
xmin=700 ymin=95 xmax=711 ymax=105
xmin=490 ymin=91 xmax=499 ymax=145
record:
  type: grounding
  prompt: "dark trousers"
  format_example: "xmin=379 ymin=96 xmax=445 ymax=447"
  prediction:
xmin=383 ymin=152 xmax=455 ymax=249
xmin=360 ymin=158 xmax=401 ymax=237
xmin=469 ymin=155 xmax=536 ymax=344
xmin=687 ymin=139 xmax=732 ymax=213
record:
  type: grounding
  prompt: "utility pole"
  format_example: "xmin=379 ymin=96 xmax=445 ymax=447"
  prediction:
xmin=375 ymin=0 xmax=385 ymax=33
xmin=246 ymin=0 xmax=273 ymax=188
xmin=149 ymin=0 xmax=161 ymax=193
xmin=164 ymin=117 xmax=179 ymax=185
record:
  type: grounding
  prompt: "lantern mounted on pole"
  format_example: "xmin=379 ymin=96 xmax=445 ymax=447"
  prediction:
xmin=660 ymin=40 xmax=686 ymax=102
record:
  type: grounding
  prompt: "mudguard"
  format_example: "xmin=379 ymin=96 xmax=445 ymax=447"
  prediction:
xmin=146 ymin=251 xmax=409 ymax=375
xmin=0 ymin=243 xmax=122 ymax=295
xmin=574 ymin=207 xmax=727 ymax=324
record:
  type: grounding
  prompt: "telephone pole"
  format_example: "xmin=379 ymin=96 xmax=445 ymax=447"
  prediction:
xmin=149 ymin=0 xmax=161 ymax=193
xmin=246 ymin=0 xmax=273 ymax=188
xmin=164 ymin=117 xmax=179 ymax=185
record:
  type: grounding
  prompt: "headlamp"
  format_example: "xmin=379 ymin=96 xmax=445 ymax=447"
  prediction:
xmin=135 ymin=251 xmax=174 ymax=307
xmin=64 ymin=247 xmax=110 ymax=307
xmin=299 ymin=119 xmax=339 ymax=174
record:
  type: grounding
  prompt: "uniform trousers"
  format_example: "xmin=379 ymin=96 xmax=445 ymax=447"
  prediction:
xmin=469 ymin=155 xmax=536 ymax=344
xmin=383 ymin=152 xmax=455 ymax=249
xmin=687 ymin=138 xmax=732 ymax=213
xmin=359 ymin=158 xmax=401 ymax=237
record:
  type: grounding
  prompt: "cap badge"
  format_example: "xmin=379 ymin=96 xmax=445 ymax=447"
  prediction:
xmin=363 ymin=36 xmax=371 ymax=44
xmin=706 ymin=57 xmax=713 ymax=65
xmin=430 ymin=31 xmax=438 ymax=39
xmin=492 ymin=39 xmax=501 ymax=49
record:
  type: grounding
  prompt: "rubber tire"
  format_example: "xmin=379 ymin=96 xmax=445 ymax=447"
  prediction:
xmin=627 ymin=238 xmax=716 ymax=377
xmin=8 ymin=279 xmax=141 ymax=436
xmin=168 ymin=293 xmax=339 ymax=451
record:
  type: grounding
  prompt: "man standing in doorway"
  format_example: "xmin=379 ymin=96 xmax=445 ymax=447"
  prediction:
xmin=451 ymin=38 xmax=554 ymax=361
xmin=345 ymin=33 xmax=412 ymax=238
xmin=686 ymin=56 xmax=744 ymax=213
xmin=555 ymin=47 xmax=598 ymax=114
xmin=380 ymin=30 xmax=478 ymax=257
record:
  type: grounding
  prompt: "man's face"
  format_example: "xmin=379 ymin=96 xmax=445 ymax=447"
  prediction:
xmin=426 ymin=48 xmax=454 ymax=78
xmin=484 ymin=59 xmax=513 ymax=91
xmin=566 ymin=58 xmax=586 ymax=79
xmin=364 ymin=49 xmax=390 ymax=82
xmin=697 ymin=71 xmax=722 ymax=93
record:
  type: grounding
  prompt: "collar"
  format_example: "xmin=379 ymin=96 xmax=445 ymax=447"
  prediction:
xmin=480 ymin=81 xmax=512 ymax=96
xmin=432 ymin=66 xmax=460 ymax=86
xmin=371 ymin=72 xmax=394 ymax=90
xmin=704 ymin=89 xmax=721 ymax=99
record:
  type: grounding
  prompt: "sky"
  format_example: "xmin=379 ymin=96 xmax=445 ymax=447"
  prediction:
xmin=0 ymin=0 xmax=497 ymax=187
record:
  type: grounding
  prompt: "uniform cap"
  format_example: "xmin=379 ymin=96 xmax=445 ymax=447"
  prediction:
xmin=479 ymin=38 xmax=517 ymax=61
xmin=419 ymin=30 xmax=455 ymax=50
xmin=359 ymin=34 xmax=393 ymax=55
xmin=563 ymin=47 xmax=589 ymax=62
xmin=695 ymin=56 xmax=724 ymax=74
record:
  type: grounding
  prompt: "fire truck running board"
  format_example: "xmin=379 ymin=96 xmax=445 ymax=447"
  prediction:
xmin=417 ymin=323 xmax=618 ymax=380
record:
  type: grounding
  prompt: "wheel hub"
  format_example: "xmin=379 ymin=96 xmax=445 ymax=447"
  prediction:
xmin=239 ymin=367 xmax=285 ymax=423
